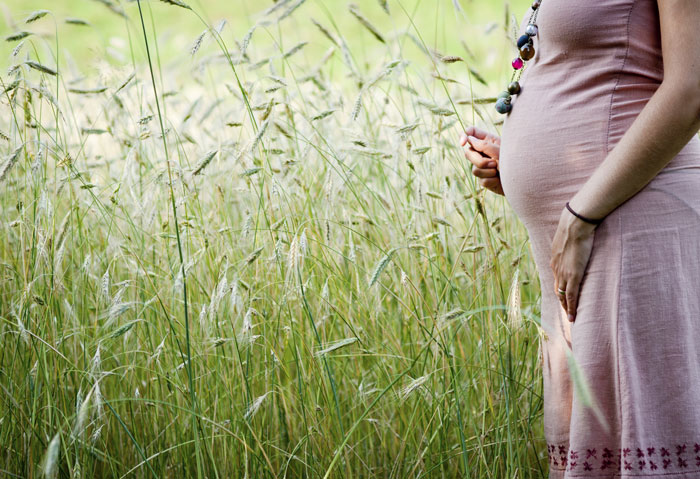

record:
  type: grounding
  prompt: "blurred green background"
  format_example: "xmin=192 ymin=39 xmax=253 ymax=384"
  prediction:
xmin=1 ymin=0 xmax=531 ymax=87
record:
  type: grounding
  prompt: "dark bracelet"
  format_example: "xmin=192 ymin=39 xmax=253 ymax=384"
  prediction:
xmin=565 ymin=201 xmax=603 ymax=225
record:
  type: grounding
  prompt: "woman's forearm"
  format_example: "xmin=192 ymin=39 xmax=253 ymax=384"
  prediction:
xmin=568 ymin=81 xmax=700 ymax=222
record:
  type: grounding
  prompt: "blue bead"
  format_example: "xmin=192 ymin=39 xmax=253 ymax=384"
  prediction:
xmin=517 ymin=34 xmax=532 ymax=49
xmin=495 ymin=98 xmax=512 ymax=114
xmin=498 ymin=90 xmax=511 ymax=100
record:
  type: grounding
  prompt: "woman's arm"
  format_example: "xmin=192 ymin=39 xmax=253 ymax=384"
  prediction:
xmin=567 ymin=0 xmax=700 ymax=222
xmin=550 ymin=0 xmax=700 ymax=322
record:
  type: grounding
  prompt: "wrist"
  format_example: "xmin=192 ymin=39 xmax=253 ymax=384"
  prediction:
xmin=561 ymin=203 xmax=599 ymax=236
xmin=567 ymin=198 xmax=604 ymax=223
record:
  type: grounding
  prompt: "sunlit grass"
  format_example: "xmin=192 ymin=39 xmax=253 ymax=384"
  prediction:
xmin=0 ymin=0 xmax=549 ymax=477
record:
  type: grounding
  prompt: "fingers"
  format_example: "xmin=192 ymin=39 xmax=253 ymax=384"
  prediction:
xmin=466 ymin=135 xmax=500 ymax=160
xmin=478 ymin=177 xmax=501 ymax=190
xmin=555 ymin=279 xmax=567 ymax=312
xmin=464 ymin=146 xmax=498 ymax=169
xmin=472 ymin=165 xmax=499 ymax=179
xmin=459 ymin=127 xmax=498 ymax=149
xmin=565 ymin=277 xmax=581 ymax=322
xmin=462 ymin=125 xmax=492 ymax=141
xmin=553 ymin=275 xmax=580 ymax=323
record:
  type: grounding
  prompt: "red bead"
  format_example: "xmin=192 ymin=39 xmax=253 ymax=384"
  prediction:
xmin=512 ymin=57 xmax=524 ymax=70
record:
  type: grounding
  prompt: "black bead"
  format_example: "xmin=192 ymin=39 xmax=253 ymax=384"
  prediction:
xmin=508 ymin=81 xmax=521 ymax=95
xmin=517 ymin=34 xmax=532 ymax=49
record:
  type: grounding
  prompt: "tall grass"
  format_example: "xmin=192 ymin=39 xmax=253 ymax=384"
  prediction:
xmin=0 ymin=0 xmax=549 ymax=477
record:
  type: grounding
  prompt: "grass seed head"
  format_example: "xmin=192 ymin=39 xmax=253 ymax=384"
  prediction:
xmin=440 ymin=55 xmax=464 ymax=63
xmin=283 ymin=41 xmax=308 ymax=59
xmin=278 ymin=0 xmax=307 ymax=22
xmin=93 ymin=0 xmax=126 ymax=18
xmin=244 ymin=392 xmax=271 ymax=420
xmin=65 ymin=18 xmax=89 ymax=26
xmin=315 ymin=338 xmax=358 ymax=357
xmin=25 ymin=60 xmax=57 ymax=76
xmin=349 ymin=4 xmax=386 ymax=44
xmin=42 ymin=433 xmax=60 ymax=479
xmin=159 ymin=0 xmax=192 ymax=10
xmin=11 ymin=41 xmax=24 ymax=57
xmin=401 ymin=375 xmax=429 ymax=400
xmin=311 ymin=19 xmax=339 ymax=46
xmin=368 ymin=248 xmax=396 ymax=287
xmin=25 ymin=10 xmax=50 ymax=23
xmin=72 ymin=388 xmax=94 ymax=439
xmin=0 ymin=145 xmax=23 ymax=183
xmin=507 ymin=268 xmax=523 ymax=329
xmin=263 ymin=0 xmax=292 ymax=16
xmin=351 ymin=93 xmax=363 ymax=121
xmin=191 ymin=30 xmax=206 ymax=56
xmin=5 ymin=31 xmax=31 ymax=42
xmin=192 ymin=150 xmax=217 ymax=176
xmin=101 ymin=270 xmax=110 ymax=299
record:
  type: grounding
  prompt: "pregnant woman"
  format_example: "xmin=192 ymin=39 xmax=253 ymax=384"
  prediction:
xmin=460 ymin=0 xmax=700 ymax=477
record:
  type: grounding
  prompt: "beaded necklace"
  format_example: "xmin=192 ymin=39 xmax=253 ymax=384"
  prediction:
xmin=495 ymin=0 xmax=542 ymax=114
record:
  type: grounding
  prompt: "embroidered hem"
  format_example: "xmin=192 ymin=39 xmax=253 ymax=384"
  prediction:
xmin=547 ymin=443 xmax=700 ymax=474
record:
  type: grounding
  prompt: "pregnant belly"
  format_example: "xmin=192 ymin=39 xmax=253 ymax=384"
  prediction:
xmin=499 ymin=110 xmax=700 ymax=231
xmin=498 ymin=112 xmax=608 ymax=228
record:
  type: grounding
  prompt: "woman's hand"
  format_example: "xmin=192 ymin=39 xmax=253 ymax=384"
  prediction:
xmin=549 ymin=207 xmax=598 ymax=322
xmin=459 ymin=126 xmax=504 ymax=196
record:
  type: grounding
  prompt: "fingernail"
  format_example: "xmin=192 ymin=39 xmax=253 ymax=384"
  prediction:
xmin=487 ymin=161 xmax=497 ymax=168
xmin=467 ymin=135 xmax=477 ymax=144
xmin=568 ymin=314 xmax=574 ymax=322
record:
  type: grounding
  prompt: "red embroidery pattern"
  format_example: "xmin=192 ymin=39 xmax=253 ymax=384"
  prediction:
xmin=547 ymin=442 xmax=700 ymax=473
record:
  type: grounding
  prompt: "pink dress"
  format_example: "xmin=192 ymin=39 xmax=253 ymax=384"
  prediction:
xmin=499 ymin=0 xmax=700 ymax=477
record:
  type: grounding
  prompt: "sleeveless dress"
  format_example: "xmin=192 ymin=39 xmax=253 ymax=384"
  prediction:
xmin=498 ymin=1 xmax=700 ymax=477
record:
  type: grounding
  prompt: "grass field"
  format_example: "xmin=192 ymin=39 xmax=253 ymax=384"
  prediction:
xmin=0 ymin=0 xmax=553 ymax=477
